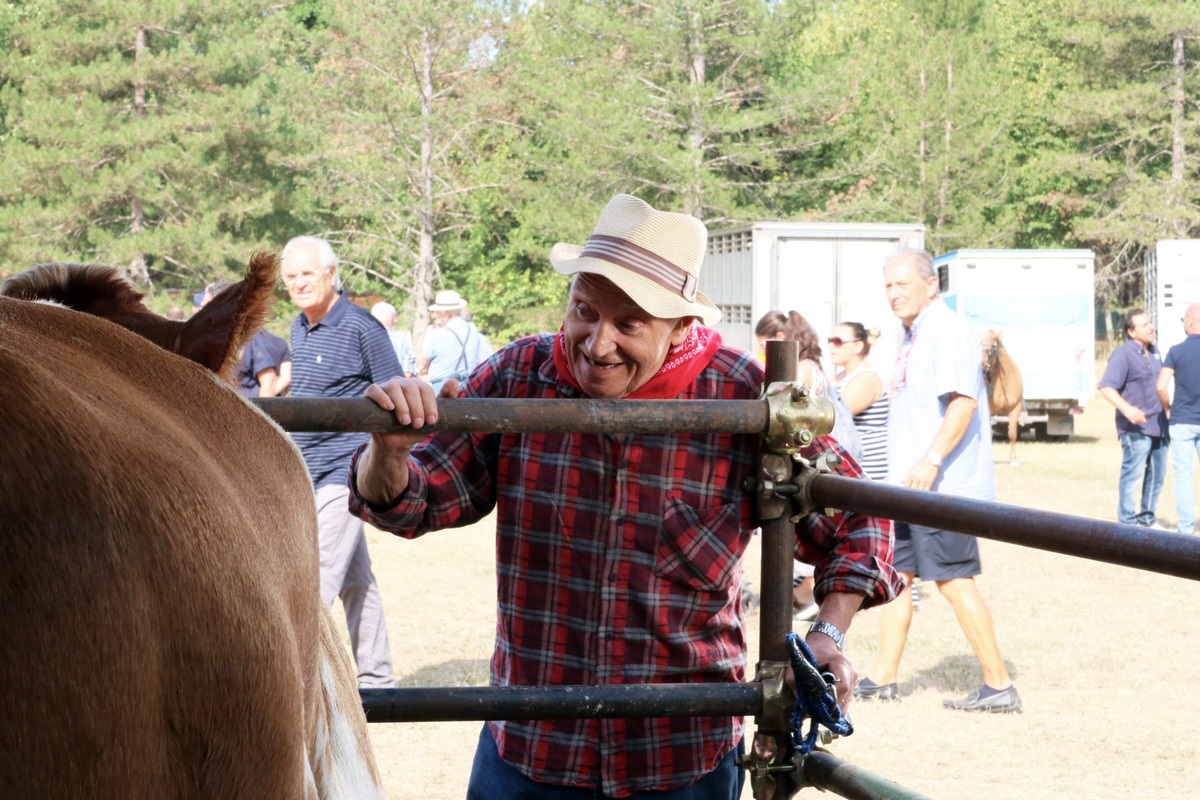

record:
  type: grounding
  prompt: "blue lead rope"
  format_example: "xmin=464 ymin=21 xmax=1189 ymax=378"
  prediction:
xmin=785 ymin=631 xmax=854 ymax=754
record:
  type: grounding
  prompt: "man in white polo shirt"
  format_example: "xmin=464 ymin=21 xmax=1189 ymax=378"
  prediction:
xmin=854 ymin=247 xmax=1020 ymax=714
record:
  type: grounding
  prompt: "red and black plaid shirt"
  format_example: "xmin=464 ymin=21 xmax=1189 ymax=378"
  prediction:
xmin=349 ymin=333 xmax=898 ymax=797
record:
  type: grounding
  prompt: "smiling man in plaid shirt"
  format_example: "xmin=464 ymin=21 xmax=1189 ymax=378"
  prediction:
xmin=350 ymin=194 xmax=901 ymax=799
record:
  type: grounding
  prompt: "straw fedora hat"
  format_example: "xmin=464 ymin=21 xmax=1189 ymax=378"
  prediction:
xmin=549 ymin=194 xmax=721 ymax=326
xmin=428 ymin=290 xmax=468 ymax=312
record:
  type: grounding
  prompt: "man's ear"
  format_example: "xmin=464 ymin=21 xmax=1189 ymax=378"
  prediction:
xmin=670 ymin=317 xmax=696 ymax=346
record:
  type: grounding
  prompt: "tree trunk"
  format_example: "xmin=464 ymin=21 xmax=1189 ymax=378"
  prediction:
xmin=1169 ymin=29 xmax=1187 ymax=237
xmin=685 ymin=8 xmax=705 ymax=219
xmin=917 ymin=30 xmax=927 ymax=224
xmin=936 ymin=51 xmax=953 ymax=254
xmin=413 ymin=24 xmax=436 ymax=351
xmin=128 ymin=26 xmax=149 ymax=285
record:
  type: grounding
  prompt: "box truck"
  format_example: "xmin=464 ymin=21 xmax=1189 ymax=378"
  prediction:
xmin=935 ymin=249 xmax=1095 ymax=440
xmin=700 ymin=222 xmax=926 ymax=374
xmin=1145 ymin=240 xmax=1200 ymax=352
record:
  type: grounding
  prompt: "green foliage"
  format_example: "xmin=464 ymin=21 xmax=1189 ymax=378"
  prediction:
xmin=507 ymin=0 xmax=816 ymax=225
xmin=2 ymin=0 xmax=1199 ymax=329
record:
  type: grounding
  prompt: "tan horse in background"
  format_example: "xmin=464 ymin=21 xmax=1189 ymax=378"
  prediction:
xmin=981 ymin=330 xmax=1024 ymax=465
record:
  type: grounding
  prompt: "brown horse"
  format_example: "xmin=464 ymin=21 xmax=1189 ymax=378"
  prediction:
xmin=981 ymin=330 xmax=1024 ymax=465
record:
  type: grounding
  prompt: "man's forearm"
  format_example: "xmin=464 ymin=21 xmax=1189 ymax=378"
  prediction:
xmin=929 ymin=394 xmax=976 ymax=460
xmin=355 ymin=440 xmax=413 ymax=507
xmin=813 ymin=590 xmax=865 ymax=635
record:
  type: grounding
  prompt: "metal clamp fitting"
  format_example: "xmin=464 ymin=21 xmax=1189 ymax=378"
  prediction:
xmin=763 ymin=382 xmax=835 ymax=455
xmin=790 ymin=451 xmax=844 ymax=520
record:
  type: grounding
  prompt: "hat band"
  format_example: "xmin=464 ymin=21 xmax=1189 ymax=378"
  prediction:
xmin=580 ymin=234 xmax=698 ymax=303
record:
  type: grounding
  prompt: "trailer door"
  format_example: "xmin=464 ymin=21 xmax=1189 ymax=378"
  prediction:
xmin=835 ymin=238 xmax=905 ymax=372
xmin=774 ymin=237 xmax=837 ymax=348
xmin=774 ymin=236 xmax=904 ymax=374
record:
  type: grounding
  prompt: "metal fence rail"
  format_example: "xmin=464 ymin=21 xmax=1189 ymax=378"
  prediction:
xmin=255 ymin=396 xmax=767 ymax=435
xmin=809 ymin=474 xmax=1200 ymax=582
xmin=251 ymin=397 xmax=1200 ymax=583
xmin=360 ymin=683 xmax=762 ymax=723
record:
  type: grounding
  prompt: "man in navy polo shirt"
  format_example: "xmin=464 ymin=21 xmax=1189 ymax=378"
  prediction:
xmin=1098 ymin=308 xmax=1168 ymax=529
xmin=283 ymin=235 xmax=400 ymax=688
xmin=1158 ymin=303 xmax=1200 ymax=534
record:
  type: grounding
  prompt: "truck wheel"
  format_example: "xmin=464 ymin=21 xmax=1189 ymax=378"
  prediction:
xmin=1032 ymin=422 xmax=1069 ymax=443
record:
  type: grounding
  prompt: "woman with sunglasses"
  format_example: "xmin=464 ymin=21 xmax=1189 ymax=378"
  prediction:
xmin=829 ymin=322 xmax=889 ymax=482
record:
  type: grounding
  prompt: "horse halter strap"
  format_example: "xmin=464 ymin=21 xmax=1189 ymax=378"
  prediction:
xmin=984 ymin=340 xmax=1006 ymax=385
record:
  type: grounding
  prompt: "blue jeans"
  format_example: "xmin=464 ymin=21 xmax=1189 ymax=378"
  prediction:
xmin=1117 ymin=432 xmax=1167 ymax=526
xmin=466 ymin=724 xmax=745 ymax=799
xmin=1170 ymin=424 xmax=1200 ymax=533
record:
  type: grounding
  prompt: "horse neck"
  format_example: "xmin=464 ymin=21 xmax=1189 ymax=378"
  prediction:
xmin=988 ymin=344 xmax=1021 ymax=405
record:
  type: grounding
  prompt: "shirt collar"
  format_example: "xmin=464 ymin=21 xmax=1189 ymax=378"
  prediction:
xmin=905 ymin=297 xmax=940 ymax=339
xmin=298 ymin=291 xmax=351 ymax=331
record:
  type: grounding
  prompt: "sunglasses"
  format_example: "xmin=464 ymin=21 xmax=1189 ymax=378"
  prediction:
xmin=827 ymin=337 xmax=860 ymax=347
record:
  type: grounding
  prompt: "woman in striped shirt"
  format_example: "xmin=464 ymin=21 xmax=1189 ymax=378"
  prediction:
xmin=830 ymin=322 xmax=889 ymax=482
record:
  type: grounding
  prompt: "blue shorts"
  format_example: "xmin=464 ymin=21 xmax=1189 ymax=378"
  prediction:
xmin=893 ymin=522 xmax=982 ymax=581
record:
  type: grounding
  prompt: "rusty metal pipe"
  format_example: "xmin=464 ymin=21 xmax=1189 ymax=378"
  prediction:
xmin=253 ymin=397 xmax=767 ymax=435
xmin=359 ymin=683 xmax=762 ymax=723
xmin=252 ymin=396 xmax=1200 ymax=582
xmin=758 ymin=341 xmax=798 ymax=666
xmin=808 ymin=473 xmax=1200 ymax=582
xmin=802 ymin=750 xmax=934 ymax=800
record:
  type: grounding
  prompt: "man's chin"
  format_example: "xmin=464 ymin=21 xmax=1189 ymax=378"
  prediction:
xmin=577 ymin=371 xmax=631 ymax=400
xmin=580 ymin=382 xmax=627 ymax=400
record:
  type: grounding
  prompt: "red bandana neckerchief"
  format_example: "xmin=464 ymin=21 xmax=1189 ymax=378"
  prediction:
xmin=552 ymin=324 xmax=723 ymax=399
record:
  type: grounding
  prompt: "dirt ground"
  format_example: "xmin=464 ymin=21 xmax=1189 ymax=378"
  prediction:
xmin=355 ymin=395 xmax=1200 ymax=799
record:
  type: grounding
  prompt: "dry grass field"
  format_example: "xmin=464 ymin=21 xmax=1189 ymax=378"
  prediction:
xmin=355 ymin=388 xmax=1200 ymax=799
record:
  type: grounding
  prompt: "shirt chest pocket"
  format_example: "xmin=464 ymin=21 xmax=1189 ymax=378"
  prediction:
xmin=654 ymin=497 xmax=744 ymax=592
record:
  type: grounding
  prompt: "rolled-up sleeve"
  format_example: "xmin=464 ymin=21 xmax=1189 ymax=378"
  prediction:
xmin=346 ymin=447 xmax=432 ymax=538
xmin=793 ymin=435 xmax=903 ymax=609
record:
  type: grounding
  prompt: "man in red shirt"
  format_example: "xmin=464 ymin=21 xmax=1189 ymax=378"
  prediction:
xmin=350 ymin=194 xmax=900 ymax=798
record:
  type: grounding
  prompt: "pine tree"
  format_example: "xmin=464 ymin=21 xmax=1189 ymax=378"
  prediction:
xmin=0 ymin=0 xmax=304 ymax=288
xmin=288 ymin=0 xmax=526 ymax=345
xmin=507 ymin=0 xmax=817 ymax=229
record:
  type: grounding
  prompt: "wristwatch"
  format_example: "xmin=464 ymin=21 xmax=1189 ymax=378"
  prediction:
xmin=807 ymin=620 xmax=846 ymax=652
xmin=927 ymin=451 xmax=943 ymax=468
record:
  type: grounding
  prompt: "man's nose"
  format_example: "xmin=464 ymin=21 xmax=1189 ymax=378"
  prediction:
xmin=588 ymin=321 xmax=618 ymax=354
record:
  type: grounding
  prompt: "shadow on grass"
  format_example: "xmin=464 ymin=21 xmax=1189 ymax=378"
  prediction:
xmin=997 ymin=435 xmax=1101 ymax=445
xmin=905 ymin=654 xmax=1021 ymax=694
xmin=399 ymin=658 xmax=491 ymax=688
